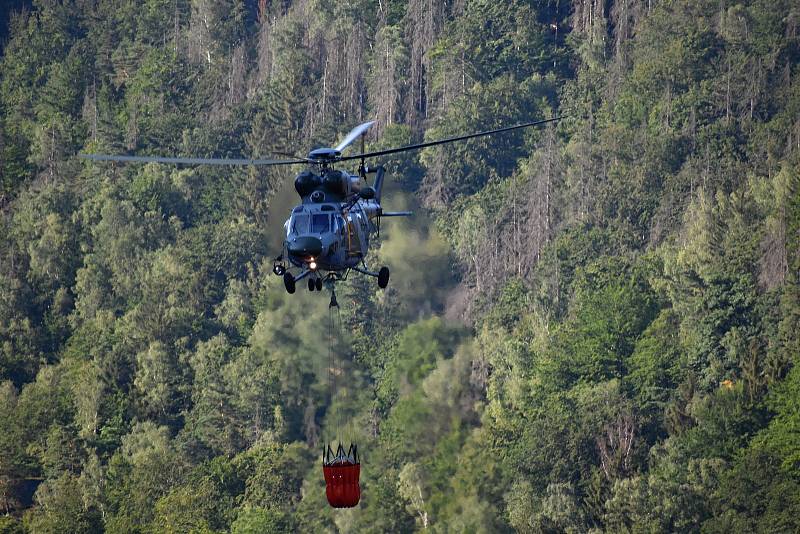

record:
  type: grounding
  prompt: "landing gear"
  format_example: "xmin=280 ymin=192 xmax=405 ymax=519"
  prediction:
xmin=378 ymin=266 xmax=390 ymax=289
xmin=307 ymin=277 xmax=324 ymax=291
xmin=351 ymin=264 xmax=390 ymax=288
xmin=283 ymin=272 xmax=296 ymax=294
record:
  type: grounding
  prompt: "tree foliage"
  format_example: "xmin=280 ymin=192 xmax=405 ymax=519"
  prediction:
xmin=1 ymin=0 xmax=799 ymax=531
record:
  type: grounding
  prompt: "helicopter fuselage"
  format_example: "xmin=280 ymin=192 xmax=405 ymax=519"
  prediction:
xmin=283 ymin=195 xmax=378 ymax=272
xmin=274 ymin=165 xmax=387 ymax=291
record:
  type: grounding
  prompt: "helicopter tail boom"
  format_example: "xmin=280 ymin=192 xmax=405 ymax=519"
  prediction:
xmin=373 ymin=165 xmax=385 ymax=202
xmin=380 ymin=211 xmax=413 ymax=217
xmin=362 ymin=165 xmax=386 ymax=202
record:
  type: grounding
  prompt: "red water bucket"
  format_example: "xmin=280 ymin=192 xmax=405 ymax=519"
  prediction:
xmin=323 ymin=462 xmax=361 ymax=508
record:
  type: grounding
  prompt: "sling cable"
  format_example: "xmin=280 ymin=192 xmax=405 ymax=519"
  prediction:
xmin=322 ymin=287 xmax=361 ymax=508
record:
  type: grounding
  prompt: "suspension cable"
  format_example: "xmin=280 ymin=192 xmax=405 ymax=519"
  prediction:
xmin=335 ymin=302 xmax=348 ymax=448
xmin=328 ymin=287 xmax=340 ymax=449
xmin=329 ymin=301 xmax=335 ymax=442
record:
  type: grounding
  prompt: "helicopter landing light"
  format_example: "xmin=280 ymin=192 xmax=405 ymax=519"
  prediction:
xmin=309 ymin=259 xmax=318 ymax=270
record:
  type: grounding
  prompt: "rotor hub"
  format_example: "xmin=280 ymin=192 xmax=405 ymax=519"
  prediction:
xmin=308 ymin=148 xmax=342 ymax=164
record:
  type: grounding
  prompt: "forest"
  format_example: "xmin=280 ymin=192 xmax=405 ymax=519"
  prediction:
xmin=0 ymin=0 xmax=799 ymax=532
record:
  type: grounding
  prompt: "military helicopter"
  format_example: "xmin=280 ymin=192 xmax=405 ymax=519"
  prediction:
xmin=82 ymin=116 xmax=561 ymax=295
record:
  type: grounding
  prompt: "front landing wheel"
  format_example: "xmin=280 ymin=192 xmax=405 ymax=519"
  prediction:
xmin=283 ymin=272 xmax=296 ymax=294
xmin=377 ymin=267 xmax=390 ymax=289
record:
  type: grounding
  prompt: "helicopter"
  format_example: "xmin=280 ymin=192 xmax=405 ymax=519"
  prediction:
xmin=82 ymin=116 xmax=561 ymax=295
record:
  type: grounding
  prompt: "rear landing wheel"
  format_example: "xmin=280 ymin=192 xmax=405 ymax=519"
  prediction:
xmin=378 ymin=267 xmax=390 ymax=289
xmin=283 ymin=272 xmax=296 ymax=294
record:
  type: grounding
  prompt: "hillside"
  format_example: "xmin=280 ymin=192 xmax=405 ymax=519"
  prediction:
xmin=1 ymin=0 xmax=799 ymax=532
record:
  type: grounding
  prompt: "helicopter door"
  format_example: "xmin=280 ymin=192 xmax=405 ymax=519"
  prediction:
xmin=345 ymin=212 xmax=363 ymax=258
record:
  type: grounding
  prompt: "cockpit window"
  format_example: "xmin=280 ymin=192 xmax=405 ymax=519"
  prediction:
xmin=290 ymin=213 xmax=310 ymax=234
xmin=312 ymin=213 xmax=330 ymax=233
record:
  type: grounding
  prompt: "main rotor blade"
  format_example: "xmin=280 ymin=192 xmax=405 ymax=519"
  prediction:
xmin=339 ymin=116 xmax=563 ymax=161
xmin=271 ymin=150 xmax=308 ymax=160
xmin=334 ymin=120 xmax=376 ymax=153
xmin=80 ymin=154 xmax=308 ymax=166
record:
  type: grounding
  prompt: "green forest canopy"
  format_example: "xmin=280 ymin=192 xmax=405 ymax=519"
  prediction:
xmin=1 ymin=0 xmax=799 ymax=532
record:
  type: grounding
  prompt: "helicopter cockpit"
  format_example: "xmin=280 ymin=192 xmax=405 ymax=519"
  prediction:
xmin=286 ymin=206 xmax=346 ymax=236
xmin=284 ymin=203 xmax=352 ymax=271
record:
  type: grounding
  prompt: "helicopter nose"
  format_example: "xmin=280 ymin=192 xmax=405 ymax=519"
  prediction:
xmin=288 ymin=236 xmax=323 ymax=258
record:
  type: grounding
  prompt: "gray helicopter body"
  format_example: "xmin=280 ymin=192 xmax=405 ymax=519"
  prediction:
xmin=281 ymin=167 xmax=381 ymax=273
xmin=274 ymin=158 xmax=407 ymax=293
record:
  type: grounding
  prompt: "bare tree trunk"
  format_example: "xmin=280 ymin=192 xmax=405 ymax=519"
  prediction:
xmin=256 ymin=17 xmax=275 ymax=87
xmin=321 ymin=58 xmax=328 ymax=125
xmin=227 ymin=44 xmax=246 ymax=106
xmin=82 ymin=78 xmax=98 ymax=143
xmin=597 ymin=411 xmax=636 ymax=480
xmin=406 ymin=0 xmax=444 ymax=129
xmin=173 ymin=0 xmax=181 ymax=53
